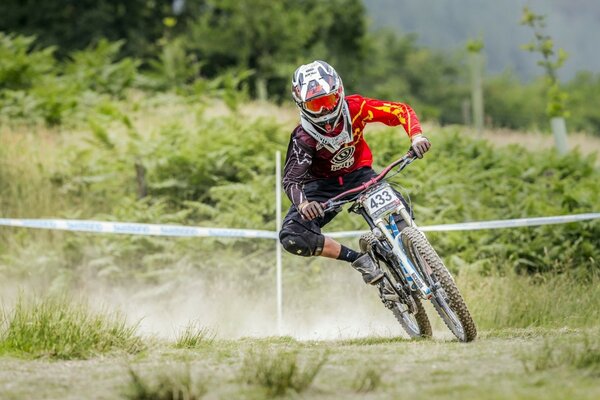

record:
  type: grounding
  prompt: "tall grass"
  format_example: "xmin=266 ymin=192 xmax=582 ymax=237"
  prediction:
xmin=124 ymin=366 xmax=207 ymax=400
xmin=0 ymin=127 xmax=65 ymax=218
xmin=353 ymin=367 xmax=383 ymax=393
xmin=174 ymin=321 xmax=215 ymax=349
xmin=0 ymin=295 xmax=144 ymax=359
xmin=459 ymin=271 xmax=600 ymax=330
xmin=240 ymin=347 xmax=328 ymax=396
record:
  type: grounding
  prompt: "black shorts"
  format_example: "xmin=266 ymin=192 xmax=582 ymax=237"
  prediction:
xmin=279 ymin=167 xmax=411 ymax=256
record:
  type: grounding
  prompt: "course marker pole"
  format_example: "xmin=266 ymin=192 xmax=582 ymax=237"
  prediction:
xmin=275 ymin=151 xmax=283 ymax=335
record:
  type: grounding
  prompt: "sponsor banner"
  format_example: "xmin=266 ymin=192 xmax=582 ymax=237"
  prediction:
xmin=1 ymin=213 xmax=598 ymax=240
xmin=0 ymin=219 xmax=277 ymax=239
xmin=326 ymin=213 xmax=600 ymax=238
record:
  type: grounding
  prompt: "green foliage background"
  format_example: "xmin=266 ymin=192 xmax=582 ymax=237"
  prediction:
xmin=2 ymin=2 xmax=600 ymax=134
xmin=0 ymin=4 xmax=598 ymax=298
xmin=1 ymin=89 xmax=598 ymax=293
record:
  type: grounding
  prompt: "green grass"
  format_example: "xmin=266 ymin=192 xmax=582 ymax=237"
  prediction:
xmin=521 ymin=333 xmax=600 ymax=376
xmin=352 ymin=367 xmax=382 ymax=393
xmin=1 ymin=327 xmax=599 ymax=399
xmin=458 ymin=271 xmax=600 ymax=330
xmin=0 ymin=295 xmax=145 ymax=359
xmin=239 ymin=346 xmax=328 ymax=396
xmin=174 ymin=321 xmax=215 ymax=349
xmin=124 ymin=365 xmax=207 ymax=400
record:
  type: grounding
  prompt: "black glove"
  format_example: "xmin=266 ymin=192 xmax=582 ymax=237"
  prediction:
xmin=411 ymin=134 xmax=431 ymax=158
xmin=298 ymin=201 xmax=324 ymax=220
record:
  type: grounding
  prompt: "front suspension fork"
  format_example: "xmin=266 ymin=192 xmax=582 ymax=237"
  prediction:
xmin=374 ymin=214 xmax=432 ymax=299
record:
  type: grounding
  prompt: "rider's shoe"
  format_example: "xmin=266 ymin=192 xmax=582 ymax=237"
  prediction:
xmin=351 ymin=254 xmax=384 ymax=285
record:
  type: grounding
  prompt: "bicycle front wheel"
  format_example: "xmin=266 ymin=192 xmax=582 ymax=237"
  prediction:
xmin=401 ymin=227 xmax=477 ymax=342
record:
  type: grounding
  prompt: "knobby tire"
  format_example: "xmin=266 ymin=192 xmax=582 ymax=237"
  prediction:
xmin=390 ymin=291 xmax=432 ymax=339
xmin=401 ymin=227 xmax=477 ymax=342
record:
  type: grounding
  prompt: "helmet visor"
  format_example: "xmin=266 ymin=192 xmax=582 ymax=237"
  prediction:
xmin=302 ymin=92 xmax=340 ymax=115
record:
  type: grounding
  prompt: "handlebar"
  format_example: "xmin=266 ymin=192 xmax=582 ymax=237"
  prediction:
xmin=321 ymin=148 xmax=417 ymax=212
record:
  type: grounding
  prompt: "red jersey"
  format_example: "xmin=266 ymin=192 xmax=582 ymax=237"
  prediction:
xmin=283 ymin=94 xmax=422 ymax=207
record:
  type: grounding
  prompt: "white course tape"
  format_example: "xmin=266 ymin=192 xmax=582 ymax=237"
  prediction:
xmin=0 ymin=213 xmax=598 ymax=240
xmin=0 ymin=219 xmax=277 ymax=239
xmin=326 ymin=213 xmax=600 ymax=238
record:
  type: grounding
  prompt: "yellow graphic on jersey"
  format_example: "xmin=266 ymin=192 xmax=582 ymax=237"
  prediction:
xmin=372 ymin=103 xmax=407 ymax=126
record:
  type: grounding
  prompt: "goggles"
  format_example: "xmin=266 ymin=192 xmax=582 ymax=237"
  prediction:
xmin=302 ymin=91 xmax=340 ymax=115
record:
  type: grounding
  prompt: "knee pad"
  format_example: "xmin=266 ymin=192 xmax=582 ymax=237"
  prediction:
xmin=279 ymin=222 xmax=324 ymax=257
xmin=280 ymin=233 xmax=313 ymax=256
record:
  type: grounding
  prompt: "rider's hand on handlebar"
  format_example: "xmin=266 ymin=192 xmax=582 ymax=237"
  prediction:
xmin=298 ymin=200 xmax=325 ymax=220
xmin=411 ymin=134 xmax=431 ymax=158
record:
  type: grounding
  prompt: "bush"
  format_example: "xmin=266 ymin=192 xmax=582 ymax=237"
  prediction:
xmin=0 ymin=34 xmax=139 ymax=125
xmin=0 ymin=32 xmax=56 ymax=90
xmin=0 ymin=32 xmax=77 ymax=125
xmin=64 ymin=39 xmax=140 ymax=96
xmin=5 ymin=106 xmax=598 ymax=280
xmin=396 ymin=131 xmax=600 ymax=275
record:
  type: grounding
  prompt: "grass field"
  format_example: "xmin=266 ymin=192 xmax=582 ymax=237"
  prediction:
xmin=0 ymin=327 xmax=598 ymax=399
xmin=0 ymin=271 xmax=598 ymax=399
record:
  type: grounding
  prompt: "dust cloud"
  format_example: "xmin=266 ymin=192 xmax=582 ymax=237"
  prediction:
xmin=79 ymin=268 xmax=406 ymax=341
xmin=1 ymin=260 xmax=429 ymax=341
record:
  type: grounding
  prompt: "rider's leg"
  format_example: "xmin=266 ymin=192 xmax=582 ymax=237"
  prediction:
xmin=321 ymin=236 xmax=341 ymax=258
xmin=279 ymin=217 xmax=383 ymax=284
xmin=322 ymin=236 xmax=383 ymax=284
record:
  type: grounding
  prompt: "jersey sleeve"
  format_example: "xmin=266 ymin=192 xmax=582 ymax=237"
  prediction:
xmin=356 ymin=97 xmax=423 ymax=138
xmin=282 ymin=134 xmax=314 ymax=208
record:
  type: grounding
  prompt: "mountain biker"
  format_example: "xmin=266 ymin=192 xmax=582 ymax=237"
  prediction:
xmin=279 ymin=60 xmax=431 ymax=285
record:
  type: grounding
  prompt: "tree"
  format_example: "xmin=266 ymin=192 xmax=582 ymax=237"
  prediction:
xmin=185 ymin=0 xmax=367 ymax=100
xmin=0 ymin=0 xmax=201 ymax=59
xmin=466 ymin=38 xmax=485 ymax=135
xmin=521 ymin=6 xmax=569 ymax=154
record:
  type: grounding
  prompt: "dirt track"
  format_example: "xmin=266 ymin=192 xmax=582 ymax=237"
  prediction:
xmin=0 ymin=327 xmax=598 ymax=400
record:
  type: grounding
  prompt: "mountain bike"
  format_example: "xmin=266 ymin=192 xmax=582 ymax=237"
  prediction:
xmin=322 ymin=149 xmax=477 ymax=342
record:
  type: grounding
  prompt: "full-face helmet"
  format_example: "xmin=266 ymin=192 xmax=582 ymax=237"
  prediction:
xmin=291 ymin=60 xmax=346 ymax=134
xmin=292 ymin=60 xmax=352 ymax=151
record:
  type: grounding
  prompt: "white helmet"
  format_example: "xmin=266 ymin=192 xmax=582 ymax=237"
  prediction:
xmin=291 ymin=60 xmax=352 ymax=151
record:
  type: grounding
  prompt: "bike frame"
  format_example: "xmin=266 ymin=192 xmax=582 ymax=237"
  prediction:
xmin=322 ymin=150 xmax=433 ymax=299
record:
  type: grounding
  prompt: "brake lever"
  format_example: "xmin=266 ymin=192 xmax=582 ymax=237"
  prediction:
xmin=322 ymin=199 xmax=350 ymax=214
xmin=321 ymin=200 xmax=333 ymax=213
xmin=401 ymin=148 xmax=418 ymax=167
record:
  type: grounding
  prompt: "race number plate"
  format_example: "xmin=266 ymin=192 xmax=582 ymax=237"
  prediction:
xmin=363 ymin=183 xmax=401 ymax=220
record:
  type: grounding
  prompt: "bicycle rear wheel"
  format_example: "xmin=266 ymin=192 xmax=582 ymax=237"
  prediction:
xmin=387 ymin=284 xmax=432 ymax=339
